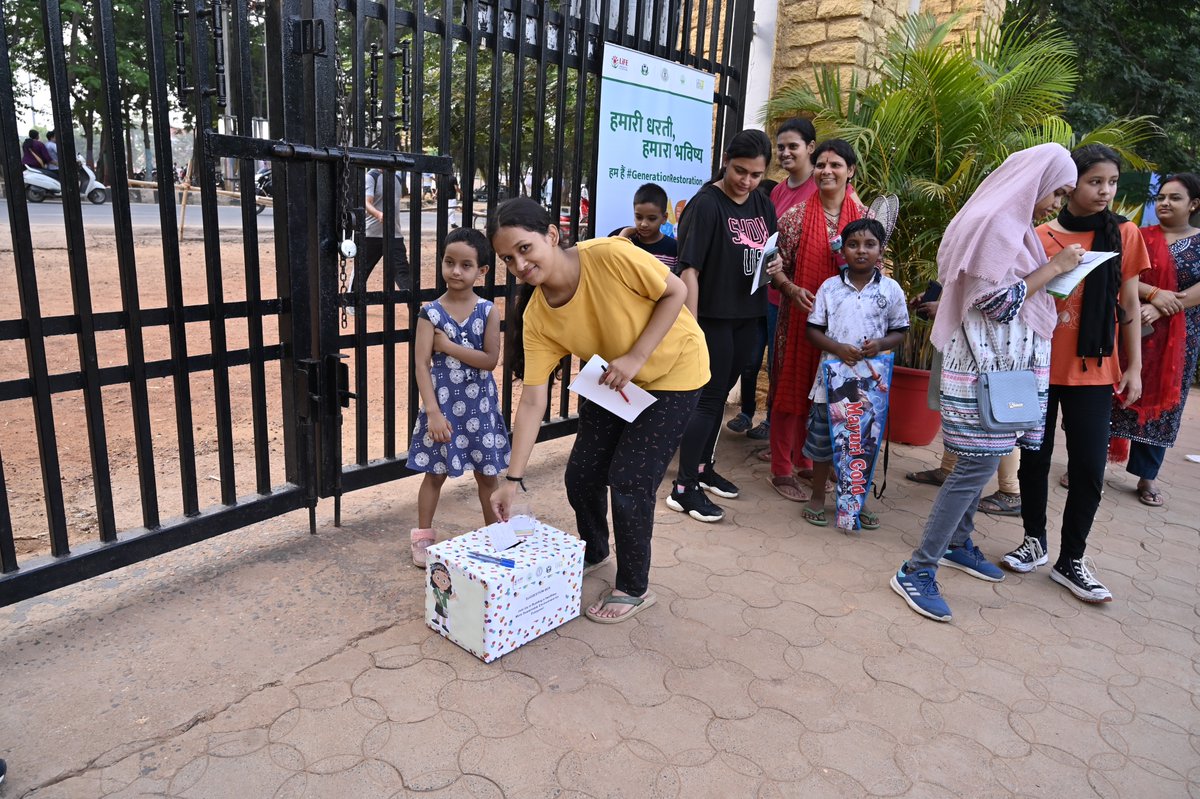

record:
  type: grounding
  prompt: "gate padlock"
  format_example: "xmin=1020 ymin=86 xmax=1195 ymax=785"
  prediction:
xmin=339 ymin=238 xmax=357 ymax=259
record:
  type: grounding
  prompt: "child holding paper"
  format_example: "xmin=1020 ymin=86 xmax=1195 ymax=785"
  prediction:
xmin=406 ymin=228 xmax=511 ymax=568
xmin=488 ymin=198 xmax=709 ymax=623
xmin=1005 ymin=144 xmax=1146 ymax=603
xmin=801 ymin=218 xmax=908 ymax=529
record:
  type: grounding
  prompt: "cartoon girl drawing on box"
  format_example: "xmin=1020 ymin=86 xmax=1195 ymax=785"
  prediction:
xmin=430 ymin=563 xmax=453 ymax=632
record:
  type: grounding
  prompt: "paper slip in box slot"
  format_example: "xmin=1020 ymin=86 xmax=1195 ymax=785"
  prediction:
xmin=425 ymin=522 xmax=584 ymax=663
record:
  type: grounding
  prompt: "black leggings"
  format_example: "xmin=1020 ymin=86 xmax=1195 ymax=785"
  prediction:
xmin=1018 ymin=384 xmax=1112 ymax=564
xmin=739 ymin=316 xmax=768 ymax=417
xmin=677 ymin=316 xmax=762 ymax=482
xmin=565 ymin=389 xmax=699 ymax=596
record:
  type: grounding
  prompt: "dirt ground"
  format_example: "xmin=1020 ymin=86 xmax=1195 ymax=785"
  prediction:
xmin=0 ymin=208 xmax=771 ymax=565
xmin=0 ymin=221 xmax=549 ymax=560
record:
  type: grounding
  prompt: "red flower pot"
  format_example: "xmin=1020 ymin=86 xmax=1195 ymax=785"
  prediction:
xmin=887 ymin=366 xmax=941 ymax=446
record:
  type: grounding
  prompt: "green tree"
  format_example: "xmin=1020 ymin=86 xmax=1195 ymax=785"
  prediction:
xmin=6 ymin=0 xmax=174 ymax=177
xmin=1006 ymin=0 xmax=1200 ymax=174
xmin=416 ymin=33 xmax=593 ymax=199
xmin=4 ymin=0 xmax=45 ymax=112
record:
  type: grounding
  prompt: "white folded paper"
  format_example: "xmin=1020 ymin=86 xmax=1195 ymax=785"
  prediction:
xmin=485 ymin=514 xmax=537 ymax=551
xmin=1046 ymin=250 xmax=1118 ymax=299
xmin=567 ymin=354 xmax=657 ymax=423
xmin=751 ymin=232 xmax=779 ymax=295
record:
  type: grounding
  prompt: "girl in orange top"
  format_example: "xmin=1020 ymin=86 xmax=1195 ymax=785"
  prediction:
xmin=1004 ymin=145 xmax=1146 ymax=604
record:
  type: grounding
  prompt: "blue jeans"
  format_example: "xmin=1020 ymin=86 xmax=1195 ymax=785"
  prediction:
xmin=1126 ymin=440 xmax=1166 ymax=480
xmin=908 ymin=455 xmax=1002 ymax=571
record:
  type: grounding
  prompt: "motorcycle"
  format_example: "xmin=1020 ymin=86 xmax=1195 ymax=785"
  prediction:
xmin=254 ymin=166 xmax=271 ymax=214
xmin=24 ymin=156 xmax=107 ymax=205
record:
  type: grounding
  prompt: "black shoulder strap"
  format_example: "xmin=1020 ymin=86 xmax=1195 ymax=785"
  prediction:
xmin=873 ymin=416 xmax=890 ymax=501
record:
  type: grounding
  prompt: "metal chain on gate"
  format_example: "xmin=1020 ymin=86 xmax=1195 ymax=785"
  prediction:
xmin=334 ymin=35 xmax=357 ymax=330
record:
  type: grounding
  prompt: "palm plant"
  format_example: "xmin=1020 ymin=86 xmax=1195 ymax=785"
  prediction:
xmin=763 ymin=13 xmax=1158 ymax=368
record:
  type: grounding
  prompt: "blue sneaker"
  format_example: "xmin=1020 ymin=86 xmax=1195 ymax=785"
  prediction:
xmin=939 ymin=538 xmax=1005 ymax=582
xmin=725 ymin=412 xmax=752 ymax=433
xmin=890 ymin=564 xmax=952 ymax=622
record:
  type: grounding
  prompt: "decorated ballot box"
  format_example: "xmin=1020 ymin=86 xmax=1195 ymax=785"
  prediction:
xmin=424 ymin=519 xmax=584 ymax=663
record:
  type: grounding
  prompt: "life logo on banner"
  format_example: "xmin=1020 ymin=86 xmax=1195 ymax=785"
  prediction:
xmin=823 ymin=353 xmax=893 ymax=530
xmin=594 ymin=43 xmax=715 ymax=240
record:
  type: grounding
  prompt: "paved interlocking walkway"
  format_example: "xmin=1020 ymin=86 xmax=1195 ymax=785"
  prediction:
xmin=3 ymin=407 xmax=1199 ymax=797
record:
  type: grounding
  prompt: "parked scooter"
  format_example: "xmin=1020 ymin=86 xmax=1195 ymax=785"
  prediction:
xmin=254 ymin=166 xmax=271 ymax=214
xmin=23 ymin=157 xmax=107 ymax=204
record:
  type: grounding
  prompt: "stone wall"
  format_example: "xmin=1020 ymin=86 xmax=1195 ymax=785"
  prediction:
xmin=770 ymin=0 xmax=1004 ymax=100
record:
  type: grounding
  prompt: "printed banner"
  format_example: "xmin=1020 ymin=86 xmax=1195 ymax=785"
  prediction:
xmin=823 ymin=353 xmax=894 ymax=530
xmin=595 ymin=43 xmax=715 ymax=239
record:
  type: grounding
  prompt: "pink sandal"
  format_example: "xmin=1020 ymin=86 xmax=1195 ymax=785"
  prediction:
xmin=410 ymin=528 xmax=436 ymax=568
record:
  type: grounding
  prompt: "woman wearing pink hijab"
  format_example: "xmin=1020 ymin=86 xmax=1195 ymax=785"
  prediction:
xmin=891 ymin=143 xmax=1085 ymax=622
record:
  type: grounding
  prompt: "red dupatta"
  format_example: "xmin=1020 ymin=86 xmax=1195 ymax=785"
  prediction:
xmin=771 ymin=190 xmax=864 ymax=416
xmin=1131 ymin=226 xmax=1186 ymax=419
xmin=1111 ymin=225 xmax=1186 ymax=463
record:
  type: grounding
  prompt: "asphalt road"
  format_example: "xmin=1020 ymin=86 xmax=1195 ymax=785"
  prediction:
xmin=2 ymin=198 xmax=445 ymax=235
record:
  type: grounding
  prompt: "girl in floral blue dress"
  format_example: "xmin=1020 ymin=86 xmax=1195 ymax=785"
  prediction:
xmin=407 ymin=228 xmax=510 ymax=567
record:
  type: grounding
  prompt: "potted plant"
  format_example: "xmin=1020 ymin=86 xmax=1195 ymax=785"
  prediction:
xmin=764 ymin=14 xmax=1156 ymax=444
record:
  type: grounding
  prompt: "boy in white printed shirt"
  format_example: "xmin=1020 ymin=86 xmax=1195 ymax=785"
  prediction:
xmin=802 ymin=218 xmax=909 ymax=529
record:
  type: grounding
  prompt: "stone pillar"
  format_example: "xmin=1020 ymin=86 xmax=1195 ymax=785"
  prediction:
xmin=769 ymin=0 xmax=1004 ymax=97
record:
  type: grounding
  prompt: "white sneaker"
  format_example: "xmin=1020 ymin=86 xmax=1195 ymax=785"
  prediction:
xmin=1002 ymin=536 xmax=1048 ymax=573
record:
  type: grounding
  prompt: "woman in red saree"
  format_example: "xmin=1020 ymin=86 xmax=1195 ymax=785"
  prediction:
xmin=1110 ymin=173 xmax=1200 ymax=507
xmin=768 ymin=139 xmax=866 ymax=497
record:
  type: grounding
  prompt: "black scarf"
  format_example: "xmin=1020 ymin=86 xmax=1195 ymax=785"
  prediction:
xmin=1056 ymin=206 xmax=1125 ymax=369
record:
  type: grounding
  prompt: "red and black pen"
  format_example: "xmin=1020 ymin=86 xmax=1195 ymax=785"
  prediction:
xmin=600 ymin=365 xmax=631 ymax=403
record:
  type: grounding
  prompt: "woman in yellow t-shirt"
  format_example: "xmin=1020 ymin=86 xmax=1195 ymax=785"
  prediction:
xmin=488 ymin=198 xmax=710 ymax=624
xmin=1004 ymin=144 xmax=1146 ymax=604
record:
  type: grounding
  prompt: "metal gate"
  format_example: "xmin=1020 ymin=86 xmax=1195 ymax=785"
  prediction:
xmin=0 ymin=0 xmax=755 ymax=606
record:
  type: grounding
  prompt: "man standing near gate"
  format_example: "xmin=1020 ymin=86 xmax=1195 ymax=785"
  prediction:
xmin=348 ymin=167 xmax=412 ymax=316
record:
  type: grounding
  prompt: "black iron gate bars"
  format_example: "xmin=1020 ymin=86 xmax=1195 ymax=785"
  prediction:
xmin=0 ymin=0 xmax=755 ymax=606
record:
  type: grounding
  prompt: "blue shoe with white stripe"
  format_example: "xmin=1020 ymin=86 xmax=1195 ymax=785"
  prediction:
xmin=939 ymin=538 xmax=1005 ymax=582
xmin=890 ymin=564 xmax=952 ymax=622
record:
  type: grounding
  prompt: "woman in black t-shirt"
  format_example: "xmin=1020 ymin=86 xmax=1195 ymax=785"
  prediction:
xmin=668 ymin=129 xmax=778 ymax=523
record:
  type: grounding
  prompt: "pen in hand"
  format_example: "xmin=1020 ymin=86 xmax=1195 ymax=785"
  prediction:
xmin=600 ymin=365 xmax=631 ymax=403
xmin=1045 ymin=229 xmax=1086 ymax=274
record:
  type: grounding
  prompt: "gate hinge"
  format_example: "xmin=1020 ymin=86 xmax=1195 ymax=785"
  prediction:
xmin=293 ymin=18 xmax=328 ymax=56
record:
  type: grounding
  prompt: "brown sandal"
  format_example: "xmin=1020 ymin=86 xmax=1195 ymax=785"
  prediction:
xmin=905 ymin=468 xmax=948 ymax=487
xmin=977 ymin=491 xmax=1021 ymax=516
xmin=771 ymin=475 xmax=809 ymax=502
